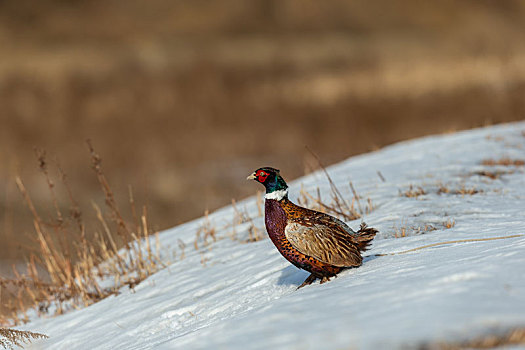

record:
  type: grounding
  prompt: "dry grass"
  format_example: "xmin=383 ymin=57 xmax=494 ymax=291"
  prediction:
xmin=0 ymin=143 xmax=164 ymax=326
xmin=0 ymin=328 xmax=48 ymax=350
xmin=244 ymin=218 xmax=263 ymax=243
xmin=230 ymin=199 xmax=264 ymax=243
xmin=401 ymin=185 xmax=427 ymax=198
xmin=393 ymin=223 xmax=437 ymax=238
xmin=401 ymin=183 xmax=480 ymax=198
xmin=297 ymin=149 xmax=375 ymax=221
xmin=481 ymin=158 xmax=525 ymax=167
xmin=297 ymin=184 xmax=374 ymax=222
xmin=177 ymin=239 xmax=186 ymax=261
xmin=392 ymin=219 xmax=455 ymax=238
xmin=418 ymin=327 xmax=525 ymax=350
xmin=194 ymin=210 xmax=217 ymax=250
xmin=473 ymin=170 xmax=513 ymax=180
xmin=193 ymin=196 xmax=264 ymax=250
xmin=455 ymin=185 xmax=480 ymax=196
xmin=437 ymin=184 xmax=480 ymax=196
xmin=443 ymin=219 xmax=456 ymax=229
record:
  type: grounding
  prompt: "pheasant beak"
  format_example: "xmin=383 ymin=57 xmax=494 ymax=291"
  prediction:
xmin=246 ymin=172 xmax=256 ymax=181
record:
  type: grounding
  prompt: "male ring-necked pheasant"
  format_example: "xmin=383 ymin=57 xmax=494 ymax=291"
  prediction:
xmin=247 ymin=167 xmax=377 ymax=288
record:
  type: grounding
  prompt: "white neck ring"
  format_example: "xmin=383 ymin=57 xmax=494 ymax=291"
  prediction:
xmin=265 ymin=189 xmax=288 ymax=201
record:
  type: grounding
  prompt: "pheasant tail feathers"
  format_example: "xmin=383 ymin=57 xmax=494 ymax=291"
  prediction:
xmin=355 ymin=222 xmax=378 ymax=252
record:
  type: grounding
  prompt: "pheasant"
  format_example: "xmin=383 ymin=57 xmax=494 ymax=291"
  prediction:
xmin=247 ymin=167 xmax=377 ymax=288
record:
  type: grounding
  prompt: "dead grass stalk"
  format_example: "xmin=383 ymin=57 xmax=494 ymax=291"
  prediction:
xmin=0 ymin=327 xmax=48 ymax=350
xmin=0 ymin=143 xmax=164 ymax=326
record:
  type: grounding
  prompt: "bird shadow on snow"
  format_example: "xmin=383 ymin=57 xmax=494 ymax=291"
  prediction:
xmin=276 ymin=266 xmax=309 ymax=287
xmin=362 ymin=254 xmax=380 ymax=264
xmin=276 ymin=255 xmax=381 ymax=287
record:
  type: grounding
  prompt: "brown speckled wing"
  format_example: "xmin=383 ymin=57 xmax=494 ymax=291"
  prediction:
xmin=284 ymin=214 xmax=363 ymax=267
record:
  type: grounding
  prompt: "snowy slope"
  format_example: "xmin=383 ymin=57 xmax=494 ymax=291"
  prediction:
xmin=25 ymin=122 xmax=525 ymax=349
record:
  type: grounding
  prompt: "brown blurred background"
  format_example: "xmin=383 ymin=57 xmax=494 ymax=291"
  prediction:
xmin=1 ymin=0 xmax=525 ymax=268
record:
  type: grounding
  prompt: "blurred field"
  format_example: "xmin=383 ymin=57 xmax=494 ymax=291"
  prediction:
xmin=1 ymin=0 xmax=525 ymax=265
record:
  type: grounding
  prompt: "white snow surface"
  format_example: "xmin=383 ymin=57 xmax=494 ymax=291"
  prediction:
xmin=25 ymin=122 xmax=525 ymax=349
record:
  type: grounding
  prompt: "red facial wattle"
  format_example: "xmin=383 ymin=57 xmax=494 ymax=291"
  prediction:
xmin=257 ymin=171 xmax=269 ymax=183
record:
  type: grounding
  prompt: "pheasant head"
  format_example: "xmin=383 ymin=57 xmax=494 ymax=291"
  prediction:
xmin=247 ymin=167 xmax=288 ymax=200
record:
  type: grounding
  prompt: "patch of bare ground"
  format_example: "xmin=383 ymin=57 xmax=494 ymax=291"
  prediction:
xmin=417 ymin=327 xmax=525 ymax=350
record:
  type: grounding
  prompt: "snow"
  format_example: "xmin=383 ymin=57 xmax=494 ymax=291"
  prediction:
xmin=24 ymin=122 xmax=525 ymax=349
